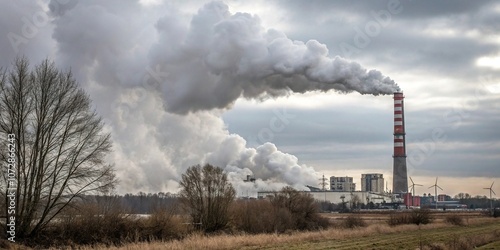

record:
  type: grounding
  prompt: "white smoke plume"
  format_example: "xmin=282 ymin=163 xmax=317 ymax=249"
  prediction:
xmin=150 ymin=1 xmax=400 ymax=113
xmin=1 ymin=0 xmax=398 ymax=195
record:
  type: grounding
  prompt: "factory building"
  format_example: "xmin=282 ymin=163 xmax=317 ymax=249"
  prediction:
xmin=403 ymin=194 xmax=466 ymax=209
xmin=257 ymin=190 xmax=395 ymax=207
xmin=438 ymin=194 xmax=451 ymax=201
xmin=330 ymin=176 xmax=356 ymax=191
xmin=420 ymin=193 xmax=434 ymax=205
xmin=361 ymin=174 xmax=384 ymax=193
xmin=403 ymin=193 xmax=421 ymax=207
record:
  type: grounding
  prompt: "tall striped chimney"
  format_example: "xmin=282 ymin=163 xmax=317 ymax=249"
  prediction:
xmin=393 ymin=92 xmax=408 ymax=194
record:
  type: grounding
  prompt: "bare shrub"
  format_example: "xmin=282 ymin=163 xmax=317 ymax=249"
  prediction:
xmin=141 ymin=206 xmax=188 ymax=240
xmin=27 ymin=196 xmax=188 ymax=248
xmin=341 ymin=214 xmax=366 ymax=229
xmin=67 ymin=196 xmax=134 ymax=244
xmin=272 ymin=207 xmax=295 ymax=233
xmin=411 ymin=209 xmax=433 ymax=225
xmin=445 ymin=214 xmax=464 ymax=226
xmin=230 ymin=187 xmax=330 ymax=234
xmin=388 ymin=209 xmax=433 ymax=226
xmin=27 ymin=196 xmax=136 ymax=247
xmin=230 ymin=199 xmax=277 ymax=233
xmin=270 ymin=187 xmax=330 ymax=231
xmin=230 ymin=199 xmax=296 ymax=233
xmin=388 ymin=212 xmax=411 ymax=226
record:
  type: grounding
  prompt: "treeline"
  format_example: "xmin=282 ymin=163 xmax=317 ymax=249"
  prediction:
xmin=453 ymin=196 xmax=500 ymax=209
xmin=9 ymin=186 xmax=329 ymax=248
xmin=107 ymin=192 xmax=178 ymax=214
xmin=71 ymin=192 xmax=500 ymax=216
xmin=0 ymin=192 xmax=176 ymax=217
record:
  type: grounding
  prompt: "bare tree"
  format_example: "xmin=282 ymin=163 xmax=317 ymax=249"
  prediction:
xmin=0 ymin=58 xmax=116 ymax=238
xmin=179 ymin=164 xmax=235 ymax=232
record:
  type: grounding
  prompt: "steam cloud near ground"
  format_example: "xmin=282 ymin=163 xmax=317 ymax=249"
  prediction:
xmin=3 ymin=0 xmax=398 ymax=195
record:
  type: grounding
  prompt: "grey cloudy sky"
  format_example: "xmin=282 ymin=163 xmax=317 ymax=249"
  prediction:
xmin=223 ymin=0 xmax=500 ymax=196
xmin=1 ymin=0 xmax=499 ymax=196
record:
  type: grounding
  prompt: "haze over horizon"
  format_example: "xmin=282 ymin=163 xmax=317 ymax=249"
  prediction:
xmin=1 ymin=0 xmax=499 ymax=198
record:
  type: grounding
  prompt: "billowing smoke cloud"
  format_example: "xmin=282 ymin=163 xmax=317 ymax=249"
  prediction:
xmin=1 ymin=0 xmax=398 ymax=195
xmin=150 ymin=1 xmax=399 ymax=113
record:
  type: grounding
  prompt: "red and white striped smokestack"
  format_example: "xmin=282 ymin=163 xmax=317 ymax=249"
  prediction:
xmin=393 ymin=92 xmax=405 ymax=156
xmin=392 ymin=92 xmax=408 ymax=194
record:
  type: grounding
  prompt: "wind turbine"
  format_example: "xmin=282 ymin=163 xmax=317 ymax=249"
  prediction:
xmin=408 ymin=177 xmax=422 ymax=207
xmin=428 ymin=177 xmax=443 ymax=209
xmin=484 ymin=182 xmax=496 ymax=215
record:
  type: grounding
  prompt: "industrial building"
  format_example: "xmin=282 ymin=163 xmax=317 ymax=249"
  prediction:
xmin=403 ymin=193 xmax=463 ymax=209
xmin=330 ymin=176 xmax=355 ymax=191
xmin=404 ymin=193 xmax=421 ymax=207
xmin=361 ymin=174 xmax=384 ymax=193
xmin=438 ymin=194 xmax=452 ymax=201
xmin=257 ymin=190 xmax=396 ymax=207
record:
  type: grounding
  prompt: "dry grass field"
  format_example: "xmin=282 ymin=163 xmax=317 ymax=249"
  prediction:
xmin=322 ymin=210 xmax=487 ymax=225
xmin=477 ymin=240 xmax=500 ymax=250
xmin=69 ymin=212 xmax=500 ymax=250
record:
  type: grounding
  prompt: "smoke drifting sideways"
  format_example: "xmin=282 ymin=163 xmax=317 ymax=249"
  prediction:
xmin=150 ymin=2 xmax=400 ymax=114
xmin=9 ymin=0 xmax=399 ymax=195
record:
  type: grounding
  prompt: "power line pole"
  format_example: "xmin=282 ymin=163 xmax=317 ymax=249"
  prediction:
xmin=319 ymin=174 xmax=328 ymax=203
xmin=319 ymin=174 xmax=328 ymax=191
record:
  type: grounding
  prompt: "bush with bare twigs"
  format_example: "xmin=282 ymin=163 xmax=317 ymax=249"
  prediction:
xmin=24 ymin=196 xmax=187 ymax=248
xmin=269 ymin=187 xmax=331 ymax=232
xmin=445 ymin=214 xmax=464 ymax=226
xmin=388 ymin=212 xmax=411 ymax=226
xmin=230 ymin=199 xmax=281 ymax=233
xmin=28 ymin=196 xmax=135 ymax=247
xmin=141 ymin=206 xmax=188 ymax=240
xmin=341 ymin=214 xmax=367 ymax=229
xmin=388 ymin=209 xmax=433 ymax=226
xmin=230 ymin=187 xmax=330 ymax=234
xmin=411 ymin=209 xmax=433 ymax=225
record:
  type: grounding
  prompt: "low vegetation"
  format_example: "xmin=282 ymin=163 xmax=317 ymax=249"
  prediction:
xmin=4 ymin=185 xmax=330 ymax=248
xmin=445 ymin=214 xmax=464 ymax=226
xmin=66 ymin=217 xmax=500 ymax=250
xmin=17 ymin=197 xmax=188 ymax=248
xmin=388 ymin=208 xmax=434 ymax=226
xmin=1 ymin=208 xmax=498 ymax=249
xmin=340 ymin=214 xmax=367 ymax=228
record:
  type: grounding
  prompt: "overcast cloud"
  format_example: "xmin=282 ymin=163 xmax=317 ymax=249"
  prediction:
xmin=1 ymin=0 xmax=499 ymax=196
